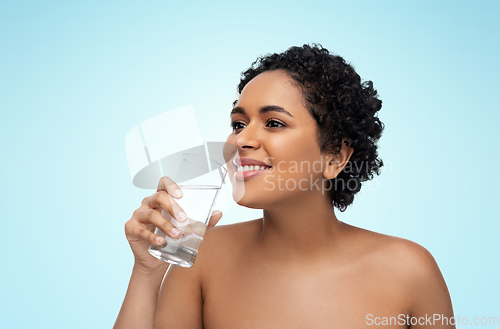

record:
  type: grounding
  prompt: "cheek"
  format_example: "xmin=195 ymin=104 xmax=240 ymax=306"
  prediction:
xmin=225 ymin=135 xmax=235 ymax=144
xmin=222 ymin=135 xmax=238 ymax=169
xmin=271 ymin=137 xmax=322 ymax=169
xmin=223 ymin=135 xmax=237 ymax=156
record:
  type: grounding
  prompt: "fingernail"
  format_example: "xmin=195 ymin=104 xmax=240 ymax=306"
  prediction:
xmin=175 ymin=190 xmax=183 ymax=198
xmin=212 ymin=210 xmax=222 ymax=216
xmin=156 ymin=237 xmax=164 ymax=244
xmin=177 ymin=211 xmax=187 ymax=222
xmin=172 ymin=228 xmax=181 ymax=236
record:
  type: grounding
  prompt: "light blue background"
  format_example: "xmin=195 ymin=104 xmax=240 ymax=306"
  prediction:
xmin=1 ymin=1 xmax=498 ymax=328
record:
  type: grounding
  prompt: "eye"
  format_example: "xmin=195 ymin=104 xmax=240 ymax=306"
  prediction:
xmin=230 ymin=121 xmax=246 ymax=133
xmin=266 ymin=119 xmax=286 ymax=128
xmin=230 ymin=119 xmax=287 ymax=133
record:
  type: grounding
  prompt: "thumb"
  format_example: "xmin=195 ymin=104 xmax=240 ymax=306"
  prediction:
xmin=207 ymin=210 xmax=223 ymax=229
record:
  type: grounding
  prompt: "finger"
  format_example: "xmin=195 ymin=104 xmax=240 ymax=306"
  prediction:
xmin=207 ymin=210 xmax=223 ymax=229
xmin=180 ymin=210 xmax=222 ymax=237
xmin=149 ymin=190 xmax=188 ymax=223
xmin=132 ymin=223 xmax=167 ymax=246
xmin=157 ymin=176 xmax=183 ymax=199
xmin=181 ymin=221 xmax=207 ymax=237
xmin=138 ymin=208 xmax=182 ymax=239
xmin=168 ymin=196 xmax=188 ymax=222
xmin=129 ymin=209 xmax=157 ymax=234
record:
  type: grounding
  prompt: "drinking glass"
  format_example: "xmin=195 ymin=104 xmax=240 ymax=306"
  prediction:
xmin=148 ymin=153 xmax=228 ymax=267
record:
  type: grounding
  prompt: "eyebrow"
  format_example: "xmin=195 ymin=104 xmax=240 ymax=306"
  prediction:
xmin=230 ymin=105 xmax=294 ymax=118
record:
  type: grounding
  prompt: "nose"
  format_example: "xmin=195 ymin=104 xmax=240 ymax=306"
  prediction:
xmin=232 ymin=122 xmax=261 ymax=151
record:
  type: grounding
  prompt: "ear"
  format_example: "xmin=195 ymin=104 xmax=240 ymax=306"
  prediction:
xmin=323 ymin=138 xmax=354 ymax=180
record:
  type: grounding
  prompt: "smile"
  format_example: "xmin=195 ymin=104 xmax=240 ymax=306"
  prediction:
xmin=234 ymin=165 xmax=272 ymax=180
xmin=237 ymin=165 xmax=272 ymax=172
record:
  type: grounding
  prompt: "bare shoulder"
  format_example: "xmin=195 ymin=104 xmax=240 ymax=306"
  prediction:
xmin=196 ymin=218 xmax=262 ymax=263
xmin=343 ymin=223 xmax=445 ymax=284
xmin=153 ymin=220 xmax=264 ymax=328
xmin=342 ymin=223 xmax=454 ymax=317
xmin=345 ymin=224 xmax=436 ymax=270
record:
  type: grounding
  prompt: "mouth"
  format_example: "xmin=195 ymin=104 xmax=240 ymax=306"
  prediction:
xmin=233 ymin=162 xmax=273 ymax=180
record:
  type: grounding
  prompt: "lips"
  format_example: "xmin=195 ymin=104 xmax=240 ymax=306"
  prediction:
xmin=234 ymin=167 xmax=271 ymax=180
xmin=233 ymin=157 xmax=273 ymax=168
xmin=232 ymin=157 xmax=273 ymax=180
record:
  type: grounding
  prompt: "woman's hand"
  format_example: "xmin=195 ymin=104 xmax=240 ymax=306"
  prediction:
xmin=124 ymin=176 xmax=223 ymax=272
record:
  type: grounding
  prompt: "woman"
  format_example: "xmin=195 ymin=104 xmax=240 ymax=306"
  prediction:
xmin=114 ymin=44 xmax=455 ymax=328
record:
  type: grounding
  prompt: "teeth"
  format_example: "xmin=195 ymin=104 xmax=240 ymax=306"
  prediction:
xmin=237 ymin=165 xmax=271 ymax=172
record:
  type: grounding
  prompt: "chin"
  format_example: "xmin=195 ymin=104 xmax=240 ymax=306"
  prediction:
xmin=233 ymin=191 xmax=261 ymax=209
xmin=232 ymin=189 xmax=281 ymax=210
xmin=236 ymin=200 xmax=263 ymax=210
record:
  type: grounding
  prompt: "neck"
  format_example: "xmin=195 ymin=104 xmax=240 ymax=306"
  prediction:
xmin=256 ymin=190 xmax=344 ymax=262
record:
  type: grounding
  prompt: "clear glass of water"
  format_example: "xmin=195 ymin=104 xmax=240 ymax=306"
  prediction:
xmin=148 ymin=153 xmax=228 ymax=268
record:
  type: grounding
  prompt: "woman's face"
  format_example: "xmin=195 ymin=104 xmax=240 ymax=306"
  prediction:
xmin=225 ymin=69 xmax=332 ymax=209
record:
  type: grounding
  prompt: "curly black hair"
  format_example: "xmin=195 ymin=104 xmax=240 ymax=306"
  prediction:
xmin=236 ymin=44 xmax=385 ymax=212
